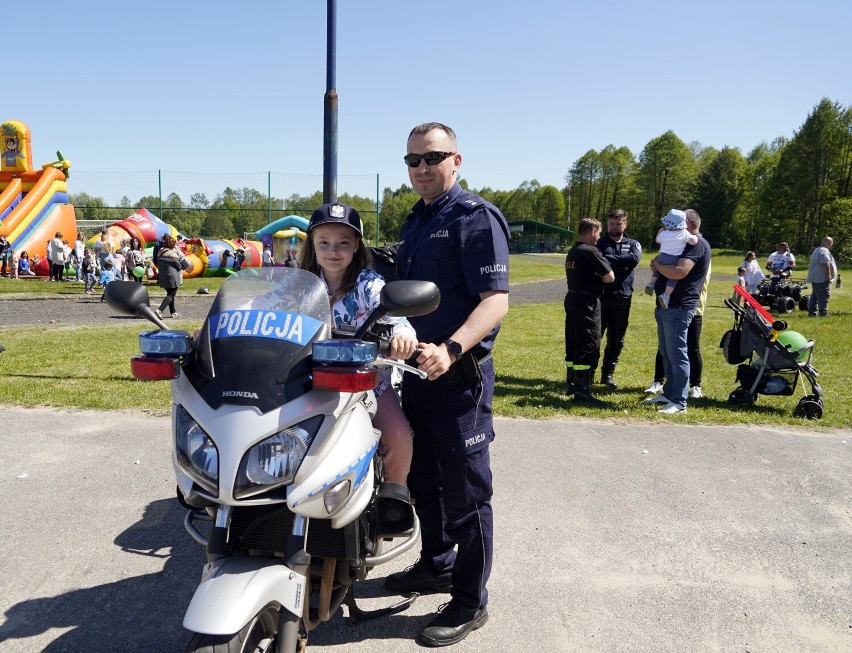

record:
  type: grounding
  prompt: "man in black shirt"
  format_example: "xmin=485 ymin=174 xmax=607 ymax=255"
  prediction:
xmin=595 ymin=209 xmax=642 ymax=388
xmin=565 ymin=218 xmax=615 ymax=405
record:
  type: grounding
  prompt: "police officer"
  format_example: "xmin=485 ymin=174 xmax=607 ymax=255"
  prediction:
xmin=385 ymin=122 xmax=509 ymax=647
xmin=565 ymin=217 xmax=614 ymax=405
xmin=595 ymin=208 xmax=641 ymax=388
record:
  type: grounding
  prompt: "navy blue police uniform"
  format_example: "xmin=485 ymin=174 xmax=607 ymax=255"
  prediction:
xmin=397 ymin=183 xmax=509 ymax=611
xmin=564 ymin=241 xmax=612 ymax=374
xmin=596 ymin=233 xmax=641 ymax=380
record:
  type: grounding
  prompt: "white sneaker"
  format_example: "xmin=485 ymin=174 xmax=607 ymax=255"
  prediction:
xmin=644 ymin=381 xmax=663 ymax=395
xmin=644 ymin=394 xmax=670 ymax=404
xmin=690 ymin=386 xmax=703 ymax=399
xmin=658 ymin=403 xmax=687 ymax=415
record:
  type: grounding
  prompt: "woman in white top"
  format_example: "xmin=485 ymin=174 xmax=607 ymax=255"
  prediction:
xmin=50 ymin=232 xmax=65 ymax=282
xmin=73 ymin=232 xmax=86 ymax=281
xmin=741 ymin=251 xmax=765 ymax=294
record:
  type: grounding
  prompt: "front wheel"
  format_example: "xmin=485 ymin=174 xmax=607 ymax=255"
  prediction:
xmin=775 ymin=296 xmax=795 ymax=314
xmin=185 ymin=606 xmax=294 ymax=653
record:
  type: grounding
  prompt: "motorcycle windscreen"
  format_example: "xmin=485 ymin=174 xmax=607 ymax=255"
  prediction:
xmin=186 ymin=268 xmax=333 ymax=413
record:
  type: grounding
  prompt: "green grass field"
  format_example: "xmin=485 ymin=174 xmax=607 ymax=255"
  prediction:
xmin=0 ymin=254 xmax=848 ymax=428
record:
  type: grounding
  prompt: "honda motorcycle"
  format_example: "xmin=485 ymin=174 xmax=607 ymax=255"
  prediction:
xmin=105 ymin=267 xmax=440 ymax=653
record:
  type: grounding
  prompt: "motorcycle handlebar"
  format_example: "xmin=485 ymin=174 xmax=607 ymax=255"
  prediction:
xmin=336 ymin=328 xmax=424 ymax=376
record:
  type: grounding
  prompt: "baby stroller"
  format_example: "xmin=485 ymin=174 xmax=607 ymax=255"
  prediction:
xmin=720 ymin=286 xmax=824 ymax=419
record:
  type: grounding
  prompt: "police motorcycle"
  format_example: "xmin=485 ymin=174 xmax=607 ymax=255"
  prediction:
xmin=105 ymin=267 xmax=440 ymax=653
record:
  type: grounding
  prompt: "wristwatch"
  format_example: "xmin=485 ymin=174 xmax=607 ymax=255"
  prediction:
xmin=443 ymin=338 xmax=463 ymax=362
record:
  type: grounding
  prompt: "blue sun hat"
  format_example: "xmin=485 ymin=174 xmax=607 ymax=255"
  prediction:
xmin=661 ymin=209 xmax=687 ymax=230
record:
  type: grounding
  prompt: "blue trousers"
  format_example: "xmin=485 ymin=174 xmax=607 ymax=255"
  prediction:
xmin=655 ymin=306 xmax=695 ymax=409
xmin=401 ymin=358 xmax=495 ymax=609
xmin=808 ymin=281 xmax=831 ymax=316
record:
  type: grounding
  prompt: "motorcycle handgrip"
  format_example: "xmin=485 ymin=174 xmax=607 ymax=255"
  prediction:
xmin=405 ymin=349 xmax=424 ymax=367
xmin=376 ymin=340 xmax=423 ymax=364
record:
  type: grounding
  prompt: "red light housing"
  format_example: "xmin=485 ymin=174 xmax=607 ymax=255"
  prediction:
xmin=313 ymin=366 xmax=379 ymax=393
xmin=131 ymin=355 xmax=181 ymax=381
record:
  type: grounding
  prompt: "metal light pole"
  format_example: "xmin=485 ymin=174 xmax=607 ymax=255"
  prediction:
xmin=323 ymin=0 xmax=338 ymax=204
xmin=566 ymin=182 xmax=572 ymax=230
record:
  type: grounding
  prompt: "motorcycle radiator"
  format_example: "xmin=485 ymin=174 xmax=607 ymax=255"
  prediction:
xmin=228 ymin=504 xmax=358 ymax=560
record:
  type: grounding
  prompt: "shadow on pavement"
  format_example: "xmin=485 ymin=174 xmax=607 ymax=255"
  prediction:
xmin=0 ymin=499 xmax=203 ymax=653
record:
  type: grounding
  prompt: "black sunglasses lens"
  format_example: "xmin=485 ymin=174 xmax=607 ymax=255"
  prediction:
xmin=405 ymin=152 xmax=452 ymax=167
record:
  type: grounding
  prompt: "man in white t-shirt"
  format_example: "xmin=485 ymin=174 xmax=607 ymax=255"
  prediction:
xmin=766 ymin=242 xmax=796 ymax=276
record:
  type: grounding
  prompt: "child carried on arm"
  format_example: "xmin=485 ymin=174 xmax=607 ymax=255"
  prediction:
xmin=645 ymin=209 xmax=697 ymax=309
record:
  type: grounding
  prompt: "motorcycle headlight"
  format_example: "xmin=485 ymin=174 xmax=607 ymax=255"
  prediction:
xmin=234 ymin=415 xmax=323 ymax=499
xmin=175 ymin=405 xmax=218 ymax=494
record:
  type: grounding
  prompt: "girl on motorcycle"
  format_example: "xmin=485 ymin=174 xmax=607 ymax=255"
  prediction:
xmin=300 ymin=202 xmax=418 ymax=490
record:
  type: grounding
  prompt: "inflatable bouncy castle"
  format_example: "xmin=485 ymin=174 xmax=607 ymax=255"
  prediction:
xmin=0 ymin=120 xmax=76 ymax=273
xmin=88 ymin=210 xmax=309 ymax=278
xmin=0 ymin=119 xmax=309 ymax=279
xmin=87 ymin=207 xmax=264 ymax=278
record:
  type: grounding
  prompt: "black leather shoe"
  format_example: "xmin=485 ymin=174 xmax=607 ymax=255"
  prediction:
xmin=574 ymin=389 xmax=607 ymax=406
xmin=384 ymin=560 xmax=451 ymax=595
xmin=420 ymin=599 xmax=489 ymax=647
xmin=601 ymin=374 xmax=618 ymax=388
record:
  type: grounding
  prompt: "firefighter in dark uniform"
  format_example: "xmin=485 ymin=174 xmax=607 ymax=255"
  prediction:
xmin=565 ymin=217 xmax=614 ymax=405
xmin=384 ymin=122 xmax=509 ymax=647
xmin=595 ymin=208 xmax=642 ymax=388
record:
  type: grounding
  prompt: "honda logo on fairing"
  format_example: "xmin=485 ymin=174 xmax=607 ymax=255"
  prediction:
xmin=222 ymin=390 xmax=259 ymax=399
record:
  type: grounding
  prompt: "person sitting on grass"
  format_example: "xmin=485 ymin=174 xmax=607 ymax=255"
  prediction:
xmin=18 ymin=251 xmax=35 ymax=276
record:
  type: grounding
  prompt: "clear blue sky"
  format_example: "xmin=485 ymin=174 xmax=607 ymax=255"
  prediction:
xmin=11 ymin=0 xmax=852 ymax=199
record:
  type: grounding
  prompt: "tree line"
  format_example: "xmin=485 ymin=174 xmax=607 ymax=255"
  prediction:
xmin=72 ymin=98 xmax=850 ymax=260
xmin=381 ymin=98 xmax=851 ymax=260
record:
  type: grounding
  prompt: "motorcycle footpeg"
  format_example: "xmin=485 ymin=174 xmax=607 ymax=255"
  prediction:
xmin=344 ymin=585 xmax=418 ymax=624
xmin=375 ymin=482 xmax=415 ymax=537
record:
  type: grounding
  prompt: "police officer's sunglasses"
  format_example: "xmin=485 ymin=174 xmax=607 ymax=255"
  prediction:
xmin=403 ymin=151 xmax=455 ymax=167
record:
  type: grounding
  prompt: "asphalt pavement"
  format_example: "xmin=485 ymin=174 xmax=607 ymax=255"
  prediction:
xmin=1 ymin=408 xmax=851 ymax=653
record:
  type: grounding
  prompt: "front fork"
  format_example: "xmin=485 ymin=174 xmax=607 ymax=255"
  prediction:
xmin=206 ymin=504 xmax=231 ymax=562
xmin=205 ymin=505 xmax=310 ymax=652
xmin=279 ymin=514 xmax=310 ymax=653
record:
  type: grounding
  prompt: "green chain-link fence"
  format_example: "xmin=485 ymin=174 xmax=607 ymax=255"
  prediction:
xmin=69 ymin=170 xmax=382 ymax=243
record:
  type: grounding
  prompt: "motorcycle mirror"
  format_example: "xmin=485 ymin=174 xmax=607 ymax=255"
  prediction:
xmin=104 ymin=280 xmax=169 ymax=329
xmin=351 ymin=281 xmax=440 ymax=341
xmin=380 ymin=281 xmax=441 ymax=318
